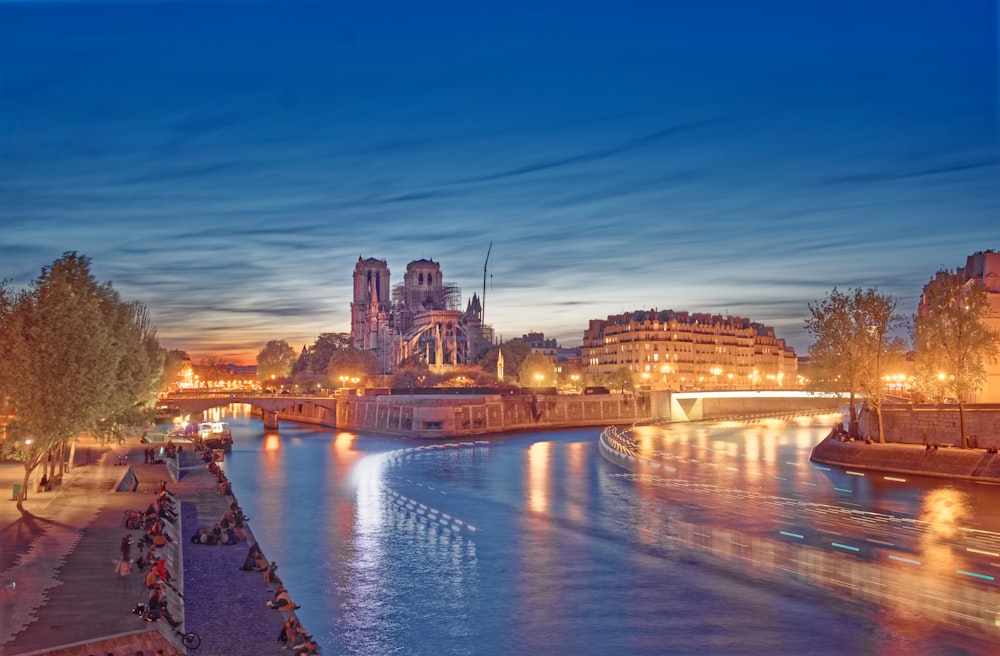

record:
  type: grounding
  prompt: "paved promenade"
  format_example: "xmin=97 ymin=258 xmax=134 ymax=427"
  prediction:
xmin=0 ymin=439 xmax=300 ymax=656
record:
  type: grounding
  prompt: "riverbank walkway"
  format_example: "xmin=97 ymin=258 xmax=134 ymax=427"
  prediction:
xmin=0 ymin=438 xmax=296 ymax=656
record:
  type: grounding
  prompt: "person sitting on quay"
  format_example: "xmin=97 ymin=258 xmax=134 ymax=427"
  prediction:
xmin=146 ymin=585 xmax=181 ymax=629
xmin=139 ymin=517 xmax=170 ymax=550
xmin=278 ymin=614 xmax=302 ymax=649
xmin=241 ymin=543 xmax=268 ymax=571
xmin=192 ymin=528 xmax=219 ymax=545
xmin=267 ymin=584 xmax=299 ymax=610
xmin=144 ymin=566 xmax=160 ymax=590
xmin=265 ymin=560 xmax=280 ymax=585
xmin=290 ymin=631 xmax=319 ymax=655
xmin=230 ymin=499 xmax=249 ymax=526
xmin=157 ymin=492 xmax=177 ymax=517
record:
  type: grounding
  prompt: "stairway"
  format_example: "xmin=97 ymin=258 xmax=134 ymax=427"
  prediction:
xmin=971 ymin=452 xmax=995 ymax=477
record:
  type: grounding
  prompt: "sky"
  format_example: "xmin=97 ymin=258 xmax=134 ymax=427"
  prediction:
xmin=1 ymin=1 xmax=997 ymax=365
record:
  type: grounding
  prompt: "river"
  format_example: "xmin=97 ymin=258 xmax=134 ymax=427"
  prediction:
xmin=200 ymin=407 xmax=999 ymax=655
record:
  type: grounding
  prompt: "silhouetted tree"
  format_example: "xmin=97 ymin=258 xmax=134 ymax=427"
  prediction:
xmin=256 ymin=339 xmax=297 ymax=385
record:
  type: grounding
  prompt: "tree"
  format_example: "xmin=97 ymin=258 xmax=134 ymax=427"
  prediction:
xmin=160 ymin=349 xmax=189 ymax=392
xmin=477 ymin=342 xmax=531 ymax=383
xmin=913 ymin=271 xmax=1000 ymax=447
xmin=391 ymin=364 xmax=431 ymax=389
xmin=294 ymin=333 xmax=353 ymax=377
xmin=856 ymin=296 xmax=907 ymax=443
xmin=256 ymin=339 xmax=297 ymax=385
xmin=805 ymin=287 xmax=903 ymax=438
xmin=518 ymin=353 xmax=556 ymax=387
xmin=606 ymin=366 xmax=635 ymax=394
xmin=0 ymin=253 xmax=160 ymax=507
xmin=326 ymin=347 xmax=379 ymax=388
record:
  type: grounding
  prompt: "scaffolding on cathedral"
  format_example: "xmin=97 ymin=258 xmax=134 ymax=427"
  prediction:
xmin=391 ymin=280 xmax=462 ymax=336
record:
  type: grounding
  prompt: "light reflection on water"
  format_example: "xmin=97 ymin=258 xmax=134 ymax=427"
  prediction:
xmin=208 ymin=412 xmax=999 ymax=655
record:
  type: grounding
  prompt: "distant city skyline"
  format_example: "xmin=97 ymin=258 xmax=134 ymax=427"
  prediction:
xmin=2 ymin=1 xmax=996 ymax=365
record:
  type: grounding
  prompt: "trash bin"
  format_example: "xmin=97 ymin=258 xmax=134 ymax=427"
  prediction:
xmin=12 ymin=483 xmax=24 ymax=500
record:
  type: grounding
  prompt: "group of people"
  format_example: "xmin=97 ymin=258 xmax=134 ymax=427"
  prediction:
xmin=115 ymin=487 xmax=183 ymax=631
xmin=142 ymin=439 xmax=179 ymax=463
xmin=189 ymin=453 xmax=251 ymax=546
xmin=278 ymin=614 xmax=319 ymax=654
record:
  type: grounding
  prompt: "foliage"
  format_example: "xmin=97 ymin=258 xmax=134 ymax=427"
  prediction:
xmin=0 ymin=253 xmax=161 ymax=506
xmin=913 ymin=271 xmax=1000 ymax=447
xmin=518 ymin=352 xmax=557 ymax=386
xmin=606 ymin=366 xmax=634 ymax=393
xmin=293 ymin=333 xmax=353 ymax=377
xmin=805 ymin=287 xmax=903 ymax=438
xmin=256 ymin=339 xmax=297 ymax=384
xmin=160 ymin=349 xmax=189 ymax=392
xmin=390 ymin=365 xmax=431 ymax=388
xmin=325 ymin=347 xmax=379 ymax=388
xmin=476 ymin=342 xmax=530 ymax=382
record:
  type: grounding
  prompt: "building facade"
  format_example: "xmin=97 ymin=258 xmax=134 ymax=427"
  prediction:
xmin=350 ymin=257 xmax=494 ymax=374
xmin=919 ymin=250 xmax=1000 ymax=403
xmin=582 ymin=309 xmax=798 ymax=390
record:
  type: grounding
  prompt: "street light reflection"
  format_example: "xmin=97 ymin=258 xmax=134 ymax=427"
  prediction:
xmin=526 ymin=441 xmax=551 ymax=514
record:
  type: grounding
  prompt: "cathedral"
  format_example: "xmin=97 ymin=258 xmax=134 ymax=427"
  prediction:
xmin=350 ymin=257 xmax=494 ymax=374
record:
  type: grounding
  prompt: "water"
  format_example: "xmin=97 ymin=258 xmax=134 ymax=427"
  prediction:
xmin=201 ymin=409 xmax=998 ymax=655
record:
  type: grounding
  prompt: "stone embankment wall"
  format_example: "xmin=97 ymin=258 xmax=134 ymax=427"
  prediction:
xmin=859 ymin=404 xmax=1000 ymax=448
xmin=271 ymin=391 xmax=845 ymax=438
xmin=333 ymin=393 xmax=652 ymax=437
xmin=810 ymin=435 xmax=1000 ymax=482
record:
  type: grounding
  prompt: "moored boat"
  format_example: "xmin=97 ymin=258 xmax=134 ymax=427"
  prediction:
xmin=198 ymin=421 xmax=233 ymax=451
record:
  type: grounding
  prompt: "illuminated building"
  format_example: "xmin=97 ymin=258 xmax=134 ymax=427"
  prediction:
xmin=919 ymin=250 xmax=1000 ymax=402
xmin=582 ymin=309 xmax=797 ymax=390
xmin=350 ymin=257 xmax=494 ymax=374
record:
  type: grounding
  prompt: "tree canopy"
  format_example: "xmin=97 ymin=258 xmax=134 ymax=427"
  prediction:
xmin=805 ymin=287 xmax=903 ymax=438
xmin=325 ymin=347 xmax=379 ymax=388
xmin=256 ymin=339 xmax=297 ymax=384
xmin=0 ymin=253 xmax=162 ymax=506
xmin=913 ymin=271 xmax=1000 ymax=446
xmin=518 ymin=352 xmax=557 ymax=386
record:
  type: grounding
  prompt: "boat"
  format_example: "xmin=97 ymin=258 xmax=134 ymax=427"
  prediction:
xmin=198 ymin=421 xmax=233 ymax=451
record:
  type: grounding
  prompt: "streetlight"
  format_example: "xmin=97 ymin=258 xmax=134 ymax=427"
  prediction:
xmin=534 ymin=373 xmax=544 ymax=385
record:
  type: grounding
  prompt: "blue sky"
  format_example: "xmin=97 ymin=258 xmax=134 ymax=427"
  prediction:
xmin=1 ymin=1 xmax=996 ymax=363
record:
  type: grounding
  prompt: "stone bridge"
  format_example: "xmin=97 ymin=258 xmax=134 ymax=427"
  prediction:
xmin=163 ymin=393 xmax=337 ymax=429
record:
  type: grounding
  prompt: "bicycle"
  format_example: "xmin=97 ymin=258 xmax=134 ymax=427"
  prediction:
xmin=131 ymin=602 xmax=201 ymax=649
xmin=123 ymin=509 xmax=144 ymax=530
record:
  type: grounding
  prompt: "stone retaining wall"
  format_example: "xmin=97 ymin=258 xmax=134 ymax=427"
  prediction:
xmin=273 ymin=391 xmax=844 ymax=438
xmin=860 ymin=404 xmax=1000 ymax=448
xmin=809 ymin=434 xmax=1000 ymax=482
